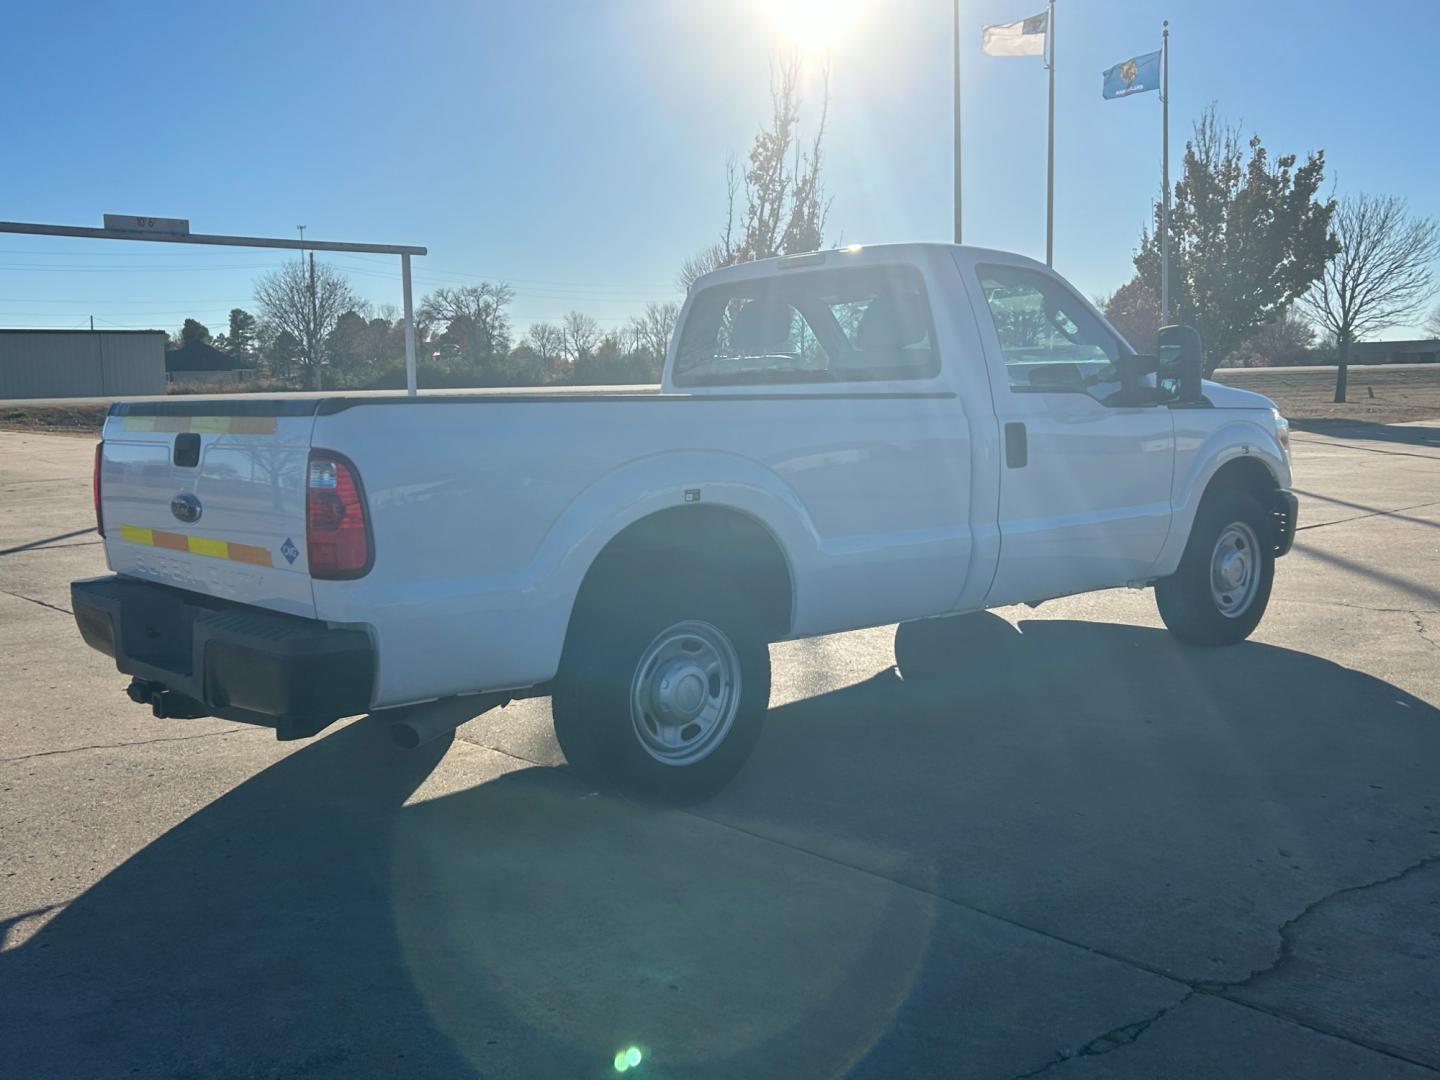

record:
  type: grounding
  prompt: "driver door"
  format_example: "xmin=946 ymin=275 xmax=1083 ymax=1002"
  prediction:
xmin=970 ymin=260 xmax=1175 ymax=606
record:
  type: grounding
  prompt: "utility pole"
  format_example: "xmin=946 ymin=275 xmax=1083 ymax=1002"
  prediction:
xmin=1045 ymin=0 xmax=1056 ymax=267
xmin=308 ymin=250 xmax=321 ymax=391
xmin=953 ymin=0 xmax=963 ymax=244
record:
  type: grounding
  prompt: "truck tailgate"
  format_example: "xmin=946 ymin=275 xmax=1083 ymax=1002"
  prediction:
xmin=99 ymin=405 xmax=317 ymax=617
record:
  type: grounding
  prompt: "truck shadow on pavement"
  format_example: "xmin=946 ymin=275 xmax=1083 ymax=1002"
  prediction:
xmin=5 ymin=620 xmax=1439 ymax=1078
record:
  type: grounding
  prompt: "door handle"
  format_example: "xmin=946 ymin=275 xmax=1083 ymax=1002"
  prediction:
xmin=1004 ymin=422 xmax=1028 ymax=469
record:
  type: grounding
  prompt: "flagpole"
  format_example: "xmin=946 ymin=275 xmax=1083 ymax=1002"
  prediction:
xmin=1045 ymin=0 xmax=1056 ymax=266
xmin=954 ymin=0 xmax=963 ymax=244
xmin=1160 ymin=20 xmax=1170 ymax=324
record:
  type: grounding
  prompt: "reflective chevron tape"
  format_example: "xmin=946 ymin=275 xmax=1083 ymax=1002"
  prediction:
xmin=121 ymin=416 xmax=278 ymax=434
xmin=119 ymin=525 xmax=273 ymax=567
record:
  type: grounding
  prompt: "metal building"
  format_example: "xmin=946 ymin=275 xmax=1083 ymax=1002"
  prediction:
xmin=0 ymin=329 xmax=167 ymax=398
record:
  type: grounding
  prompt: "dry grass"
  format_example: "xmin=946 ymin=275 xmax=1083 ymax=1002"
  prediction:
xmin=1214 ymin=365 xmax=1440 ymax=425
xmin=0 ymin=404 xmax=109 ymax=436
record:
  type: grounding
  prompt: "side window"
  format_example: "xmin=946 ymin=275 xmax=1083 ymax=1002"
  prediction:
xmin=977 ymin=264 xmax=1124 ymax=404
xmin=674 ymin=265 xmax=939 ymax=387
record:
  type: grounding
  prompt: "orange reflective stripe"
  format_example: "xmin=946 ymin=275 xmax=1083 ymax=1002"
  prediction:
xmin=151 ymin=530 xmax=189 ymax=552
xmin=227 ymin=542 xmax=273 ymax=566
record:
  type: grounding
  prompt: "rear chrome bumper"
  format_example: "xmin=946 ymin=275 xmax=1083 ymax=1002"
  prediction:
xmin=72 ymin=575 xmax=375 ymax=740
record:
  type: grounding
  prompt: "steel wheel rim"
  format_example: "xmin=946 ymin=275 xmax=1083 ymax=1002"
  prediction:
xmin=1210 ymin=521 xmax=1261 ymax=618
xmin=630 ymin=620 xmax=741 ymax=766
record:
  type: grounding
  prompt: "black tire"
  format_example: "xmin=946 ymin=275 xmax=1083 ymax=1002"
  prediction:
xmin=1156 ymin=487 xmax=1275 ymax=646
xmin=552 ymin=572 xmax=770 ymax=803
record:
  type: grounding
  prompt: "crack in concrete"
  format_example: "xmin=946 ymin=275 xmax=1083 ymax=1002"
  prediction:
xmin=1003 ymin=854 xmax=1440 ymax=1078
xmin=0 ymin=588 xmax=72 ymax=615
xmin=1411 ymin=612 xmax=1440 ymax=653
xmin=1010 ymin=991 xmax=1198 ymax=1079
xmin=0 ymin=726 xmax=252 ymax=765
xmin=1196 ymin=853 xmax=1440 ymax=997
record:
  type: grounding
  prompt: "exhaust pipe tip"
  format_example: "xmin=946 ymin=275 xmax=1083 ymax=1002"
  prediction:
xmin=386 ymin=692 xmax=510 ymax=750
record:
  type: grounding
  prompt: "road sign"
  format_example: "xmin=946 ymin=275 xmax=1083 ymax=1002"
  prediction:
xmin=102 ymin=214 xmax=190 ymax=236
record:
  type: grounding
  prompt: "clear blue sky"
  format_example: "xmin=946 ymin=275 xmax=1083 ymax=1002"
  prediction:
xmin=2 ymin=0 xmax=1436 ymax=339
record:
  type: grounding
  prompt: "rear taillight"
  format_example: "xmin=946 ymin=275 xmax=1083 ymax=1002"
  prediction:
xmin=93 ymin=441 xmax=105 ymax=538
xmin=306 ymin=450 xmax=372 ymax=578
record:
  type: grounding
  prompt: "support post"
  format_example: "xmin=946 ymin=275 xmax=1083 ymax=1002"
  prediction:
xmin=1045 ymin=0 xmax=1056 ymax=267
xmin=953 ymin=0 xmax=963 ymax=244
xmin=402 ymin=252 xmax=417 ymax=396
xmin=1160 ymin=20 xmax=1171 ymax=325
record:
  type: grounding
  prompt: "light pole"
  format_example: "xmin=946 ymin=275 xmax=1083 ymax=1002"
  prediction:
xmin=953 ymin=0 xmax=962 ymax=244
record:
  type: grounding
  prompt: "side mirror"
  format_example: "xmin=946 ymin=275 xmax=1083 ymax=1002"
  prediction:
xmin=1157 ymin=325 xmax=1205 ymax=405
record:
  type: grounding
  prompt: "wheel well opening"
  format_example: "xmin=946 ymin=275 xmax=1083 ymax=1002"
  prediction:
xmin=1202 ymin=455 xmax=1289 ymax=553
xmin=1204 ymin=456 xmax=1277 ymax=508
xmin=567 ymin=505 xmax=794 ymax=647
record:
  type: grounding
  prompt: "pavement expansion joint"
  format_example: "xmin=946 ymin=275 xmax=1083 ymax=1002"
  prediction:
xmin=0 ymin=588 xmax=72 ymax=616
xmin=0 ymin=725 xmax=253 ymax=765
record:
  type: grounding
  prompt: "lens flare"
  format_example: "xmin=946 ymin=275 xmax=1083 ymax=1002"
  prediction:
xmin=614 ymin=1046 xmax=644 ymax=1072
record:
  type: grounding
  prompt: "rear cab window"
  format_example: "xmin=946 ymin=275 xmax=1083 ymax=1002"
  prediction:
xmin=674 ymin=265 xmax=940 ymax=387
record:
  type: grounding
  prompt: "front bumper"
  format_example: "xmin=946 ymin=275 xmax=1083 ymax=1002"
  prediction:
xmin=72 ymin=575 xmax=375 ymax=740
xmin=1272 ymin=489 xmax=1298 ymax=557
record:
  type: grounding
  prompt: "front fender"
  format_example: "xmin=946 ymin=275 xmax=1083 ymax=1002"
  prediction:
xmin=1155 ymin=414 xmax=1289 ymax=576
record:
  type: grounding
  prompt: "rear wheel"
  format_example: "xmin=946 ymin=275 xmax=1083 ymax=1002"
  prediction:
xmin=552 ymin=576 xmax=770 ymax=803
xmin=1156 ymin=487 xmax=1275 ymax=646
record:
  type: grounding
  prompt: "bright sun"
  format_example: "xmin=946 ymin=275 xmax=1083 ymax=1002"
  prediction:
xmin=758 ymin=0 xmax=865 ymax=50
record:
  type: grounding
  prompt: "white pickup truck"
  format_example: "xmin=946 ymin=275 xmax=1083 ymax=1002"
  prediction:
xmin=74 ymin=243 xmax=1296 ymax=799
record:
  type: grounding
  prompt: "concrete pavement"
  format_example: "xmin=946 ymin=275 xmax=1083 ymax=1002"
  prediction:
xmin=1 ymin=423 xmax=1437 ymax=1078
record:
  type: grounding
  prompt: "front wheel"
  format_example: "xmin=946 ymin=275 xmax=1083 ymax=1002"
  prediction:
xmin=1156 ymin=487 xmax=1275 ymax=646
xmin=552 ymin=584 xmax=770 ymax=803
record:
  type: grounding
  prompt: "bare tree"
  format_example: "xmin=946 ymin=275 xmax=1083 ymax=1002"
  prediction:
xmin=253 ymin=258 xmax=361 ymax=389
xmin=679 ymin=53 xmax=831 ymax=289
xmin=418 ymin=283 xmax=515 ymax=364
xmin=561 ymin=311 xmax=600 ymax=362
xmin=1425 ymin=303 xmax=1440 ymax=339
xmin=525 ymin=321 xmax=565 ymax=363
xmin=628 ymin=301 xmax=681 ymax=361
xmin=1298 ymin=194 xmax=1439 ymax=401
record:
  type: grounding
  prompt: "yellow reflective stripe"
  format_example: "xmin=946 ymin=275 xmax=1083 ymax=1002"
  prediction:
xmin=119 ymin=416 xmax=278 ymax=435
xmin=120 ymin=525 xmax=154 ymax=545
xmin=186 ymin=535 xmax=229 ymax=559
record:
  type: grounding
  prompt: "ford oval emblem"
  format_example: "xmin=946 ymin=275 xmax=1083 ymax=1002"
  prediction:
xmin=170 ymin=493 xmax=202 ymax=524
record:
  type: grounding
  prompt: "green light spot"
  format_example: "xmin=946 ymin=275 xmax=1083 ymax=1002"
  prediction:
xmin=626 ymin=1047 xmax=643 ymax=1067
xmin=613 ymin=1051 xmax=629 ymax=1072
